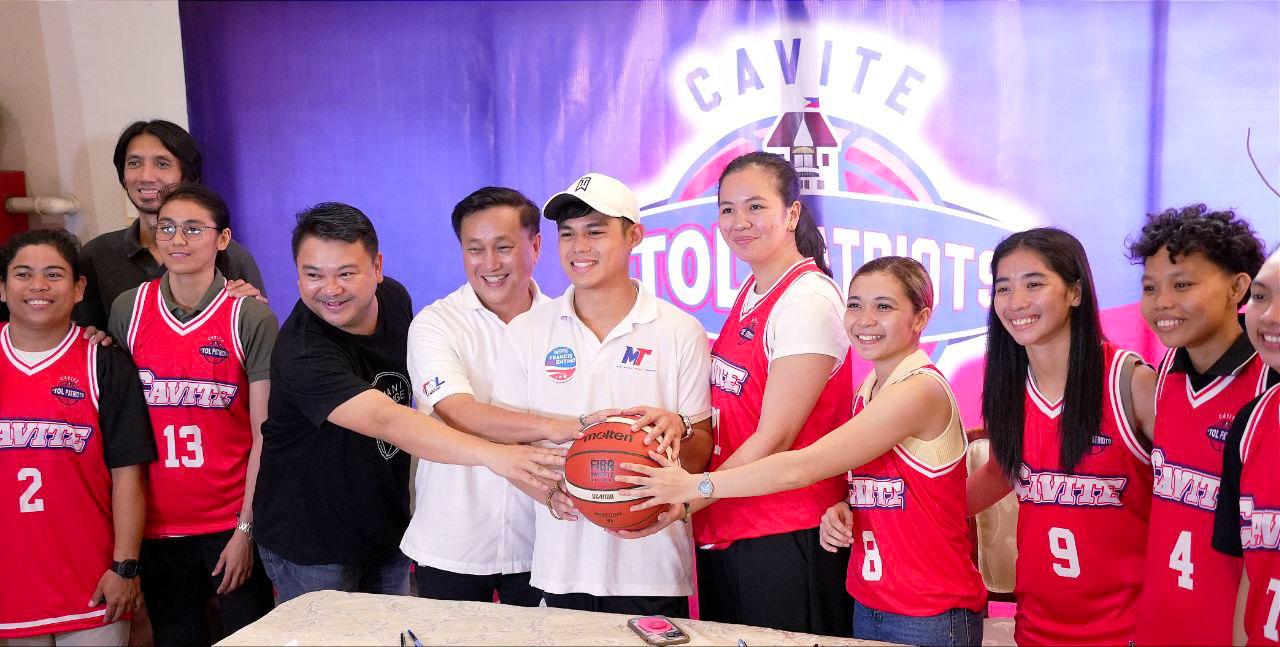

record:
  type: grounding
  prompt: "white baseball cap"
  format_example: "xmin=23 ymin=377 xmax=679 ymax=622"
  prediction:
xmin=542 ymin=173 xmax=640 ymax=223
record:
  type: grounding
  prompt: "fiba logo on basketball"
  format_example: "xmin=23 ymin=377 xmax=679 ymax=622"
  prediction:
xmin=630 ymin=26 xmax=1032 ymax=345
xmin=50 ymin=376 xmax=86 ymax=405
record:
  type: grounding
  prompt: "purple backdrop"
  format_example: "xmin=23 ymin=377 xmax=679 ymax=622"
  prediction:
xmin=179 ymin=0 xmax=1279 ymax=425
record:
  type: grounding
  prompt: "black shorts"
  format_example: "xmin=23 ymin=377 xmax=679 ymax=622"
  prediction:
xmin=414 ymin=564 xmax=543 ymax=606
xmin=140 ymin=529 xmax=274 ymax=647
xmin=543 ymin=591 xmax=690 ymax=618
xmin=696 ymin=527 xmax=852 ymax=636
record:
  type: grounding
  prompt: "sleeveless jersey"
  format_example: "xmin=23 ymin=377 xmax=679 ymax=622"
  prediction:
xmin=845 ymin=351 xmax=987 ymax=616
xmin=1012 ymin=342 xmax=1153 ymax=646
xmin=1238 ymin=384 xmax=1280 ymax=645
xmin=1135 ymin=349 xmax=1269 ymax=644
xmin=696 ymin=259 xmax=853 ymax=545
xmin=126 ymin=278 xmax=252 ymax=537
xmin=0 ymin=325 xmax=116 ymax=638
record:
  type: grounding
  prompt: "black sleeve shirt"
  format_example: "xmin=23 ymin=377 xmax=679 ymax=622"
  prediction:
xmin=253 ymin=279 xmax=414 ymax=565
xmin=95 ymin=344 xmax=157 ymax=469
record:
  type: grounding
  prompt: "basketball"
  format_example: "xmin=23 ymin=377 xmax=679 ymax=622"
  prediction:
xmin=563 ymin=416 xmax=668 ymax=531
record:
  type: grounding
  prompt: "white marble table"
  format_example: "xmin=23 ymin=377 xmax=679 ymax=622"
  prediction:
xmin=216 ymin=590 xmax=894 ymax=646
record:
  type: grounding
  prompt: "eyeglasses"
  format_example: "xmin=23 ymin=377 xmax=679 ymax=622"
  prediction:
xmin=153 ymin=222 xmax=220 ymax=241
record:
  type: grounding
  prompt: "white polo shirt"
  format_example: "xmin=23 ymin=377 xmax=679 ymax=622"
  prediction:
xmin=491 ymin=280 xmax=713 ymax=597
xmin=400 ymin=281 xmax=550 ymax=575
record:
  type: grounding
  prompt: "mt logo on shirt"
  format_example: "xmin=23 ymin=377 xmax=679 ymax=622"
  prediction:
xmin=619 ymin=346 xmax=655 ymax=371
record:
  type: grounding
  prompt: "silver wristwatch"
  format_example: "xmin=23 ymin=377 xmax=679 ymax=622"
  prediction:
xmin=235 ymin=519 xmax=254 ymax=539
xmin=697 ymin=472 xmax=715 ymax=498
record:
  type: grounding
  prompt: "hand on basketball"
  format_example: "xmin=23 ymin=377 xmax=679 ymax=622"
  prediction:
xmin=621 ymin=406 xmax=684 ymax=456
xmin=550 ymin=408 xmax=622 ymax=444
xmin=487 ymin=444 xmax=567 ymax=489
xmin=548 ymin=482 xmax=579 ymax=521
xmin=818 ymin=501 xmax=854 ymax=552
xmin=608 ymin=503 xmax=683 ymax=539
xmin=213 ymin=529 xmax=254 ymax=594
xmin=225 ymin=278 xmax=269 ymax=304
xmin=90 ymin=569 xmax=141 ymax=623
xmin=615 ymin=450 xmax=699 ymax=508
xmin=80 ymin=325 xmax=113 ymax=347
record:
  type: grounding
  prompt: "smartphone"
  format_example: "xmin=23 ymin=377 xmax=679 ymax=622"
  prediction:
xmin=627 ymin=615 xmax=691 ymax=646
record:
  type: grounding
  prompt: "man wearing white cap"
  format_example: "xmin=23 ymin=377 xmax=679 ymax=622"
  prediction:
xmin=491 ymin=173 xmax=714 ymax=616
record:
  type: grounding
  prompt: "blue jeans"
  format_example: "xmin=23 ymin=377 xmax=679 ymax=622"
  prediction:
xmin=258 ymin=545 xmax=411 ymax=604
xmin=853 ymin=600 xmax=983 ymax=646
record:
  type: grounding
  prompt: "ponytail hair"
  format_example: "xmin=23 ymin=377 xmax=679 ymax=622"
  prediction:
xmin=718 ymin=151 xmax=832 ymax=276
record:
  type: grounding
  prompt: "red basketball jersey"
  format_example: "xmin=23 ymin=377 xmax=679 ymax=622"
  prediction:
xmin=1135 ymin=349 xmax=1269 ymax=644
xmin=845 ymin=358 xmax=987 ymax=616
xmin=126 ymin=279 xmax=252 ymax=537
xmin=696 ymin=259 xmax=853 ymax=545
xmin=1013 ymin=342 xmax=1153 ymax=646
xmin=1238 ymin=384 xmax=1280 ymax=645
xmin=0 ymin=325 xmax=116 ymax=638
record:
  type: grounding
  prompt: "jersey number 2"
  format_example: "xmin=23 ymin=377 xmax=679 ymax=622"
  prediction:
xmin=1049 ymin=527 xmax=1081 ymax=578
xmin=162 ymin=424 xmax=205 ymax=468
xmin=17 ymin=467 xmax=44 ymax=513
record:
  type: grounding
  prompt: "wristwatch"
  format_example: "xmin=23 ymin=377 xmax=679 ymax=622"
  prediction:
xmin=697 ymin=472 xmax=715 ymax=498
xmin=678 ymin=413 xmax=694 ymax=441
xmin=235 ymin=519 xmax=254 ymax=539
xmin=111 ymin=559 xmax=140 ymax=579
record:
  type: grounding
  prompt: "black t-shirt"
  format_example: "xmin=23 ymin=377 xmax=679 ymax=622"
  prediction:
xmin=254 ymin=278 xmax=414 ymax=565
xmin=1213 ymin=393 xmax=1265 ymax=558
xmin=96 ymin=344 xmax=158 ymax=469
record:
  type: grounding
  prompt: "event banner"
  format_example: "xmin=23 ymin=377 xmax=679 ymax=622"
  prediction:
xmin=180 ymin=1 xmax=1278 ymax=425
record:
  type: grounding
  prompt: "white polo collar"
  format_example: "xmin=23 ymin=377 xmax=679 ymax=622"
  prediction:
xmin=557 ymin=279 xmax=658 ymax=342
xmin=460 ymin=279 xmax=547 ymax=315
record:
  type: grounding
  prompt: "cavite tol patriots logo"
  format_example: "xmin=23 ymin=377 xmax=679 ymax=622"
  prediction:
xmin=629 ymin=26 xmax=1033 ymax=365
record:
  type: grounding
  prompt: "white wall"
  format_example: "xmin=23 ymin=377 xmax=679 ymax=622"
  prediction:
xmin=0 ymin=0 xmax=188 ymax=239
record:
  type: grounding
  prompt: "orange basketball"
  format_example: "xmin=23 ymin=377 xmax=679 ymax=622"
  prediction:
xmin=563 ymin=416 xmax=666 ymax=531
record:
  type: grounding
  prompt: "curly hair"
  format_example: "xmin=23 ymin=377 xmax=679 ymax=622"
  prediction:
xmin=1127 ymin=205 xmax=1266 ymax=301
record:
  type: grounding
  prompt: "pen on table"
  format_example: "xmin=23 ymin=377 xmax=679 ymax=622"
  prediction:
xmin=402 ymin=628 xmax=424 ymax=647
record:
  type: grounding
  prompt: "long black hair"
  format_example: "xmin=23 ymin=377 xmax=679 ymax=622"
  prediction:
xmin=982 ymin=228 xmax=1105 ymax=479
xmin=717 ymin=151 xmax=832 ymax=276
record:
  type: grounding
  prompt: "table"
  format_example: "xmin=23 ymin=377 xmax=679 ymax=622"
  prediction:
xmin=216 ymin=590 xmax=894 ymax=646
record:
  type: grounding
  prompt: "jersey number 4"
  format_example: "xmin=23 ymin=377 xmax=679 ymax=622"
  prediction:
xmin=162 ymin=424 xmax=205 ymax=468
xmin=1168 ymin=530 xmax=1195 ymax=590
xmin=17 ymin=467 xmax=44 ymax=513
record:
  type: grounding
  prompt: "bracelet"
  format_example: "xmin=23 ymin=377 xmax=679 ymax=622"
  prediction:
xmin=680 ymin=502 xmax=692 ymax=523
xmin=578 ymin=413 xmax=589 ymax=430
xmin=545 ymin=486 xmax=563 ymax=521
xmin=678 ymin=413 xmax=694 ymax=441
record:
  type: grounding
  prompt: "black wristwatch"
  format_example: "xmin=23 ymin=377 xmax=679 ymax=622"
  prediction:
xmin=111 ymin=559 xmax=140 ymax=579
